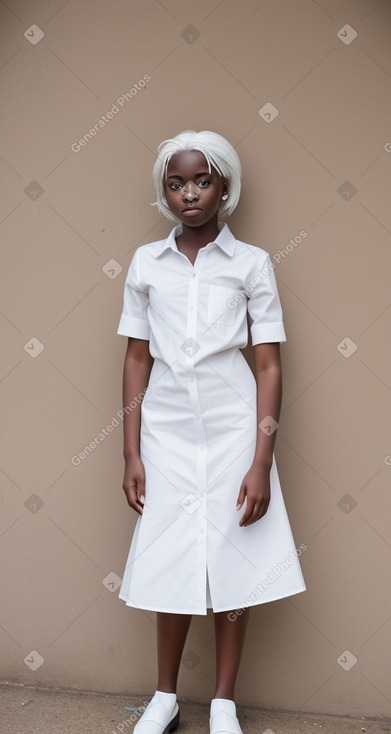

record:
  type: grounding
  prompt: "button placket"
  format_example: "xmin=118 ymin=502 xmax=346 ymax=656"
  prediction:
xmin=184 ymin=255 xmax=208 ymax=608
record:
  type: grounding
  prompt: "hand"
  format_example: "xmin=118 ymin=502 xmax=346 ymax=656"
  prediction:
xmin=236 ymin=462 xmax=271 ymax=527
xmin=122 ymin=455 xmax=146 ymax=515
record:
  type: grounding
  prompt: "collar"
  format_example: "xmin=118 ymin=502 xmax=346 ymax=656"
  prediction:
xmin=153 ymin=221 xmax=236 ymax=258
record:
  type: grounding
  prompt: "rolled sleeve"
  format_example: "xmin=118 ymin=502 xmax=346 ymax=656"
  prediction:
xmin=117 ymin=249 xmax=150 ymax=340
xmin=247 ymin=255 xmax=287 ymax=344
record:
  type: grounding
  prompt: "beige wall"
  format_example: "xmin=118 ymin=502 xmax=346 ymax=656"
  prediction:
xmin=1 ymin=0 xmax=390 ymax=719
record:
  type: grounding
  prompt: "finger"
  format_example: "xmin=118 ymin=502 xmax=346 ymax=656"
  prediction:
xmin=243 ymin=497 xmax=267 ymax=526
xmin=245 ymin=497 xmax=270 ymax=525
xmin=236 ymin=482 xmax=246 ymax=510
xmin=130 ymin=493 xmax=144 ymax=515
xmin=124 ymin=484 xmax=143 ymax=515
xmin=239 ymin=497 xmax=257 ymax=527
xmin=259 ymin=497 xmax=270 ymax=519
xmin=137 ymin=475 xmax=145 ymax=506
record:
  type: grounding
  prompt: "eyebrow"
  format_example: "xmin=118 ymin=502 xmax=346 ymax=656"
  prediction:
xmin=166 ymin=172 xmax=210 ymax=180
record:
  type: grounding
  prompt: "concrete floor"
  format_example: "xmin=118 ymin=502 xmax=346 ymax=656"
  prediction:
xmin=1 ymin=682 xmax=390 ymax=734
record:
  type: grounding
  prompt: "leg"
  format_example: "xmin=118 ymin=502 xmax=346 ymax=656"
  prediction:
xmin=156 ymin=612 xmax=192 ymax=693
xmin=134 ymin=614 xmax=190 ymax=732
xmin=213 ymin=608 xmax=250 ymax=700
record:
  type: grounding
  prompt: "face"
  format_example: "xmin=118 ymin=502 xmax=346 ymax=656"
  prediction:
xmin=164 ymin=150 xmax=228 ymax=227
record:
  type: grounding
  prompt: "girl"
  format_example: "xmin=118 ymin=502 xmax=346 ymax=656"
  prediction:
xmin=117 ymin=130 xmax=306 ymax=734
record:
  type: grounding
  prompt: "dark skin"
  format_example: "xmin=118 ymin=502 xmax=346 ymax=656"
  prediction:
xmin=121 ymin=150 xmax=283 ymax=700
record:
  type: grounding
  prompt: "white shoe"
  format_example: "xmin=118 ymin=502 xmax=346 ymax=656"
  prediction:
xmin=134 ymin=690 xmax=180 ymax=734
xmin=209 ymin=698 xmax=242 ymax=734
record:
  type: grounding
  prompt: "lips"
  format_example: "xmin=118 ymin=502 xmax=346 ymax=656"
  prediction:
xmin=182 ymin=206 xmax=202 ymax=213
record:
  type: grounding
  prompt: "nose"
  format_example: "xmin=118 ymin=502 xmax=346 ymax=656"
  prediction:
xmin=182 ymin=180 xmax=199 ymax=201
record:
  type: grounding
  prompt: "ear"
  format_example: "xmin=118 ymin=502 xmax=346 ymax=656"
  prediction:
xmin=221 ymin=176 xmax=229 ymax=197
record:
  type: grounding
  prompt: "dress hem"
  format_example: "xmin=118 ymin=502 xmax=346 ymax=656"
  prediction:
xmin=118 ymin=583 xmax=307 ymax=615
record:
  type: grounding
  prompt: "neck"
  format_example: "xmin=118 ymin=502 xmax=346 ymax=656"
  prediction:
xmin=177 ymin=216 xmax=221 ymax=249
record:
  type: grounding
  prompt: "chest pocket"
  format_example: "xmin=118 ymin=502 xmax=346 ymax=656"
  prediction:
xmin=207 ymin=285 xmax=244 ymax=326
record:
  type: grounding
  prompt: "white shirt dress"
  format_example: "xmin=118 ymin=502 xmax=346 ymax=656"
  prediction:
xmin=117 ymin=221 xmax=306 ymax=615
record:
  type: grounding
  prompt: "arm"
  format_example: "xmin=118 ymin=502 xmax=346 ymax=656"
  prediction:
xmin=236 ymin=342 xmax=282 ymax=527
xmin=121 ymin=337 xmax=154 ymax=514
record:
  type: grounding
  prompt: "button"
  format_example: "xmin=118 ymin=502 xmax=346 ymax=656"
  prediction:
xmin=189 ymin=305 xmax=194 ymax=311
xmin=193 ymin=413 xmax=200 ymax=420
xmin=199 ymin=445 xmax=204 ymax=451
xmin=200 ymin=491 xmax=205 ymax=497
xmin=199 ymin=528 xmax=204 ymax=535
xmin=192 ymin=272 xmax=196 ymax=278
xmin=188 ymin=376 xmax=194 ymax=383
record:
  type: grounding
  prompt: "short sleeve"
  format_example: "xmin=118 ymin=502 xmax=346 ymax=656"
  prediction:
xmin=247 ymin=254 xmax=287 ymax=344
xmin=117 ymin=248 xmax=150 ymax=340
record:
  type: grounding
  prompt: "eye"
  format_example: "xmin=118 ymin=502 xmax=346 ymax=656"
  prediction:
xmin=169 ymin=183 xmax=182 ymax=190
xmin=197 ymin=179 xmax=210 ymax=188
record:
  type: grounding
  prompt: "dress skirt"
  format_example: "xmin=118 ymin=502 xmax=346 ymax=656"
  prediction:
xmin=118 ymin=350 xmax=306 ymax=615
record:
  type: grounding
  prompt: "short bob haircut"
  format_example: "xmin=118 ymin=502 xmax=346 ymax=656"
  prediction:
xmin=151 ymin=130 xmax=242 ymax=223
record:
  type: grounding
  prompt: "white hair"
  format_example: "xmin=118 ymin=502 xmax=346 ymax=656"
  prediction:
xmin=151 ymin=130 xmax=242 ymax=223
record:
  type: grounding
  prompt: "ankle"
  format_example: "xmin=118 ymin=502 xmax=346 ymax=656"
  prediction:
xmin=156 ymin=687 xmax=177 ymax=696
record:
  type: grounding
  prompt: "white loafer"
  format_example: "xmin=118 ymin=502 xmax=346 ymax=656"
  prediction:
xmin=134 ymin=690 xmax=180 ymax=734
xmin=209 ymin=698 xmax=242 ymax=734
